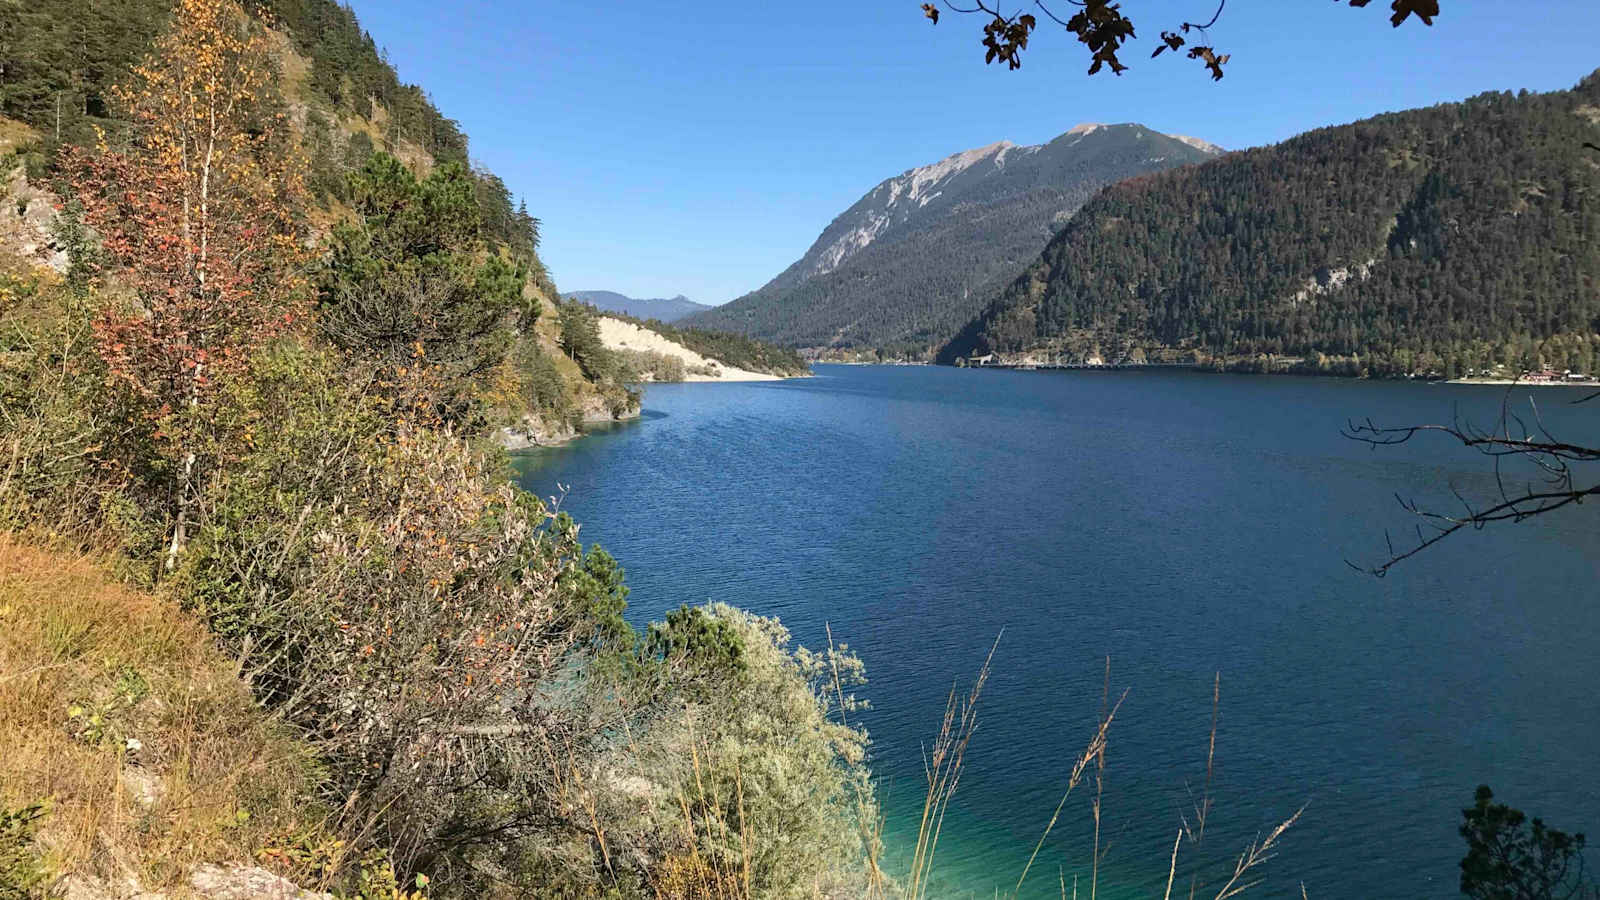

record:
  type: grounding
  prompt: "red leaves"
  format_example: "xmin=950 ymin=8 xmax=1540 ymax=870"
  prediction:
xmin=60 ymin=0 xmax=308 ymax=443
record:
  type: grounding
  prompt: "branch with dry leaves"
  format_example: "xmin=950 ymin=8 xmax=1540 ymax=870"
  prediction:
xmin=923 ymin=0 xmax=1439 ymax=79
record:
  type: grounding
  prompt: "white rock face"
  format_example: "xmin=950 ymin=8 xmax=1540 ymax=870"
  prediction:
xmin=795 ymin=124 xmax=1222 ymax=285
xmin=595 ymin=317 xmax=783 ymax=381
xmin=1290 ymin=259 xmax=1378 ymax=306
xmin=1172 ymin=134 xmax=1227 ymax=155
xmin=190 ymin=865 xmax=331 ymax=900
xmin=1 ymin=167 xmax=69 ymax=273
xmin=805 ymin=141 xmax=1019 ymax=279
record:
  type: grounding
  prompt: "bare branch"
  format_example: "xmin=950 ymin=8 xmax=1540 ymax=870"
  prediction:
xmin=1345 ymin=391 xmax=1599 ymax=575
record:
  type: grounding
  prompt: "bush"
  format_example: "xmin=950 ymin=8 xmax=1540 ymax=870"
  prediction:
xmin=0 ymin=803 xmax=49 ymax=900
xmin=173 ymin=339 xmax=633 ymax=883
xmin=527 ymin=604 xmax=880 ymax=899
xmin=613 ymin=348 xmax=686 ymax=383
xmin=0 ymin=270 xmax=159 ymax=558
xmin=1460 ymin=785 xmax=1596 ymax=899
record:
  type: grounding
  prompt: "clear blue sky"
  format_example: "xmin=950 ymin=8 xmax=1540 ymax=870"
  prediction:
xmin=344 ymin=0 xmax=1598 ymax=305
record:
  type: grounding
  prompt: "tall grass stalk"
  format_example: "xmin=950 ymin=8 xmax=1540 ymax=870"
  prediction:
xmin=1185 ymin=673 xmax=1221 ymax=900
xmin=904 ymin=634 xmax=1000 ymax=900
xmin=981 ymin=660 xmax=1302 ymax=900
xmin=1090 ymin=657 xmax=1110 ymax=900
xmin=1012 ymin=683 xmax=1127 ymax=895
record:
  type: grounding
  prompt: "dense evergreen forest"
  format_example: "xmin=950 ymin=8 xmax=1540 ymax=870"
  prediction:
xmin=0 ymin=0 xmax=540 ymax=264
xmin=939 ymin=71 xmax=1600 ymax=376
xmin=687 ymin=125 xmax=1218 ymax=358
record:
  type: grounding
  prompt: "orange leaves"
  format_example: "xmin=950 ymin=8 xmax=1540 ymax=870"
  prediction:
xmin=62 ymin=0 xmax=308 ymax=444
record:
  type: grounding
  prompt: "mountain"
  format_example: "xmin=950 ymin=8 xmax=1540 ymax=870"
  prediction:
xmin=939 ymin=70 xmax=1600 ymax=378
xmin=564 ymin=290 xmax=712 ymax=322
xmin=683 ymin=123 xmax=1222 ymax=356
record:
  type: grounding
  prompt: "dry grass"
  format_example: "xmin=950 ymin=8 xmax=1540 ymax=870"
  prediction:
xmin=0 ymin=534 xmax=322 ymax=892
xmin=903 ymin=635 xmax=999 ymax=900
xmin=0 ymin=117 xmax=38 ymax=157
xmin=905 ymin=651 xmax=1304 ymax=900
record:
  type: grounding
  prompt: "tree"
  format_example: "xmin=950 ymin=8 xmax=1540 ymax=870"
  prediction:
xmin=922 ymin=0 xmax=1439 ymax=80
xmin=315 ymin=152 xmax=529 ymax=422
xmin=61 ymin=0 xmax=307 ymax=573
xmin=1459 ymin=786 xmax=1596 ymax=900
xmin=557 ymin=299 xmax=615 ymax=383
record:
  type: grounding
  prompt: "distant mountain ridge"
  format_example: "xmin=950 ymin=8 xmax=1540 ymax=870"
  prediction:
xmin=684 ymin=123 xmax=1222 ymax=355
xmin=939 ymin=70 xmax=1600 ymax=377
xmin=564 ymin=290 xmax=712 ymax=323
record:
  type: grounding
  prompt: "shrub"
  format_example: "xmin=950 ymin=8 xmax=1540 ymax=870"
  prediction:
xmin=613 ymin=348 xmax=687 ymax=383
xmin=0 ymin=803 xmax=50 ymax=900
xmin=173 ymin=339 xmax=634 ymax=884
xmin=532 ymin=604 xmax=880 ymax=899
xmin=0 ymin=271 xmax=159 ymax=558
xmin=1459 ymin=785 xmax=1596 ymax=899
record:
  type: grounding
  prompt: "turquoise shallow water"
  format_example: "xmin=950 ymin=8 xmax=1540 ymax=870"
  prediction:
xmin=513 ymin=365 xmax=1600 ymax=898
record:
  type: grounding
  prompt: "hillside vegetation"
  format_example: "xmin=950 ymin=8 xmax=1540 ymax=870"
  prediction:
xmin=2 ymin=0 xmax=636 ymax=438
xmin=940 ymin=71 xmax=1600 ymax=376
xmin=0 ymin=1 xmax=874 ymax=896
xmin=687 ymin=124 xmax=1219 ymax=357
xmin=0 ymin=534 xmax=321 ymax=896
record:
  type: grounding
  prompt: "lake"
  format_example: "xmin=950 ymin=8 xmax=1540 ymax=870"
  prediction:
xmin=512 ymin=364 xmax=1600 ymax=899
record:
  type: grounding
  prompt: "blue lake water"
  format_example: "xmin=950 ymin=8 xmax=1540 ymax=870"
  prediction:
xmin=512 ymin=364 xmax=1600 ymax=898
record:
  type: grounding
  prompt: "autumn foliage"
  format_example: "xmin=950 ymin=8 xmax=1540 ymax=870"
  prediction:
xmin=60 ymin=0 xmax=307 ymax=568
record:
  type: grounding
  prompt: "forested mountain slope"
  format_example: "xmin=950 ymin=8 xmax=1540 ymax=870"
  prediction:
xmin=565 ymin=289 xmax=712 ymax=322
xmin=4 ymin=0 xmax=537 ymax=256
xmin=686 ymin=123 xmax=1219 ymax=356
xmin=3 ymin=0 xmax=633 ymax=433
xmin=940 ymin=71 xmax=1600 ymax=376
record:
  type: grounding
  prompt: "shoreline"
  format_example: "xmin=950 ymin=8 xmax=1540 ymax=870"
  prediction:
xmin=932 ymin=360 xmax=1600 ymax=388
xmin=1444 ymin=378 xmax=1599 ymax=387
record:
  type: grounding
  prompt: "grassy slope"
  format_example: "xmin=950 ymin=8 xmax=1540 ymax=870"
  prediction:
xmin=0 ymin=535 xmax=321 ymax=892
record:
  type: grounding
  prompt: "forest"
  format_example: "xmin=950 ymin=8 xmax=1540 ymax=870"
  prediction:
xmin=939 ymin=71 xmax=1600 ymax=376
